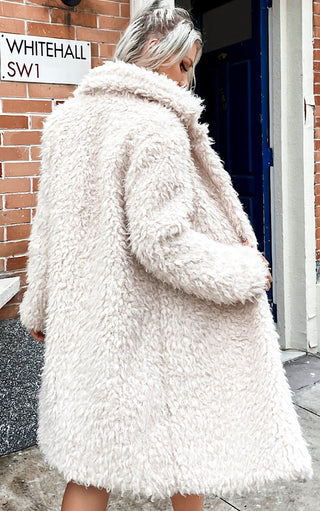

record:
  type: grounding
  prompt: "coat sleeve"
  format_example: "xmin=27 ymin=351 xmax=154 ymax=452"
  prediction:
xmin=19 ymin=128 xmax=51 ymax=332
xmin=124 ymin=128 xmax=270 ymax=307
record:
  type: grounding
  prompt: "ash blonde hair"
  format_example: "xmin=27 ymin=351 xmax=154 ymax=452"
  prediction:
xmin=113 ymin=1 xmax=203 ymax=91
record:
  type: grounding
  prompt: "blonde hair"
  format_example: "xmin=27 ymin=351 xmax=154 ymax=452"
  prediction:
xmin=113 ymin=1 xmax=203 ymax=91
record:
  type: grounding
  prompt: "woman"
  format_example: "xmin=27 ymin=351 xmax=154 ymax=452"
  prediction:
xmin=19 ymin=2 xmax=313 ymax=511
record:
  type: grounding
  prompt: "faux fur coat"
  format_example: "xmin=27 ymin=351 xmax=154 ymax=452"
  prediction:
xmin=19 ymin=59 xmax=313 ymax=501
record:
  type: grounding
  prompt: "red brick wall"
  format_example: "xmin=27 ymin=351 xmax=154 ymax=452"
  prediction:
xmin=315 ymin=0 xmax=320 ymax=260
xmin=0 ymin=0 xmax=130 ymax=321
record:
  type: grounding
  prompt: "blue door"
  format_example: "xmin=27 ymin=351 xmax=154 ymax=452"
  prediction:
xmin=192 ymin=0 xmax=275 ymax=318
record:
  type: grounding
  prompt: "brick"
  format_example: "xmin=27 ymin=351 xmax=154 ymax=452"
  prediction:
xmin=315 ymin=4 xmax=320 ymax=15
xmin=0 ymin=17 xmax=24 ymax=34
xmin=91 ymin=42 xmax=99 ymax=57
xmin=315 ymin=171 xmax=320 ymax=183
xmin=100 ymin=44 xmax=116 ymax=58
xmin=120 ymin=3 xmax=130 ymax=17
xmin=315 ymin=49 xmax=320 ymax=61
xmin=7 ymin=256 xmax=27 ymax=271
xmin=49 ymin=8 xmax=72 ymax=25
xmin=0 ymin=115 xmax=28 ymax=129
xmin=92 ymin=57 xmax=104 ymax=68
xmin=99 ymin=15 xmax=129 ymax=30
xmin=33 ymin=177 xmax=40 ymax=192
xmin=3 ymin=131 xmax=42 ymax=146
xmin=19 ymin=272 xmax=27 ymax=287
xmin=51 ymin=8 xmax=97 ymax=27
xmin=0 ymin=209 xmax=31 ymax=225
xmin=5 ymin=193 xmax=37 ymax=209
xmin=7 ymin=224 xmax=31 ymax=241
xmin=314 ymin=61 xmax=320 ymax=73
xmin=0 ymin=304 xmax=19 ymax=321
xmin=27 ymin=21 xmax=75 ymax=39
xmin=77 ymin=26 xmax=120 ymax=43
xmin=26 ymin=0 xmax=63 ymax=7
xmin=0 ymin=240 xmax=29 ymax=257
xmin=0 ymin=227 xmax=4 ymax=242
xmin=314 ymin=84 xmax=320 ymax=95
xmin=0 ymin=178 xmax=30 ymax=193
xmin=31 ymin=115 xmax=46 ymax=129
xmin=0 ymin=147 xmax=29 ymax=161
xmin=316 ymin=216 xmax=320 ymax=228
xmin=70 ymin=10 xmax=98 ymax=28
xmin=31 ymin=146 xmax=41 ymax=160
xmin=2 ymin=99 xmax=52 ymax=114
xmin=0 ymin=3 xmax=49 ymax=22
xmin=0 ymin=259 xmax=4 ymax=272
xmin=0 ymin=82 xmax=27 ymax=98
xmin=315 ymin=139 xmax=320 ymax=150
xmin=6 ymin=289 xmax=24 ymax=306
xmin=75 ymin=0 xmax=119 ymax=16
xmin=28 ymin=83 xmax=76 ymax=99
xmin=5 ymin=162 xmax=41 ymax=177
xmin=315 ymin=127 xmax=320 ymax=139
xmin=316 ymin=194 xmax=320 ymax=206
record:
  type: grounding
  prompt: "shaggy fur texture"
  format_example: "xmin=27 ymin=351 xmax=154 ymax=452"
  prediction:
xmin=19 ymin=60 xmax=313 ymax=501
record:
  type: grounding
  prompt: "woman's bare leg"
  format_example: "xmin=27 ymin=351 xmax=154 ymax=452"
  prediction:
xmin=61 ymin=481 xmax=111 ymax=511
xmin=170 ymin=493 xmax=204 ymax=511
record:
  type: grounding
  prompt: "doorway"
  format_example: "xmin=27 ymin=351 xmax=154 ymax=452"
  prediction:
xmin=177 ymin=0 xmax=275 ymax=318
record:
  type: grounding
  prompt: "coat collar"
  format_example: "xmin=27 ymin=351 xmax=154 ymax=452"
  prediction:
xmin=74 ymin=60 xmax=258 ymax=249
xmin=73 ymin=59 xmax=205 ymax=127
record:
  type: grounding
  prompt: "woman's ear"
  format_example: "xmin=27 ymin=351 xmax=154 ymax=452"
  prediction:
xmin=147 ymin=38 xmax=159 ymax=51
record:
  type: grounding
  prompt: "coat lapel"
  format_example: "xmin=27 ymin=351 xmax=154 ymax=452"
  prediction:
xmin=75 ymin=60 xmax=258 ymax=249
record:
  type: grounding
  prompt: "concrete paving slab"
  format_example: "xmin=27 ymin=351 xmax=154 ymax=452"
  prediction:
xmin=222 ymin=406 xmax=319 ymax=511
xmin=280 ymin=350 xmax=306 ymax=363
xmin=0 ymin=446 xmax=234 ymax=511
xmin=284 ymin=355 xmax=320 ymax=391
xmin=0 ymin=446 xmax=63 ymax=511
xmin=294 ymin=382 xmax=320 ymax=416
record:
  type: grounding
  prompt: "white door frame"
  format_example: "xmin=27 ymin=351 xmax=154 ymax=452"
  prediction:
xmin=270 ymin=0 xmax=317 ymax=351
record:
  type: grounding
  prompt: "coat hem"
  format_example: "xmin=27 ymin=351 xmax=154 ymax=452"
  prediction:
xmin=39 ymin=448 xmax=313 ymax=503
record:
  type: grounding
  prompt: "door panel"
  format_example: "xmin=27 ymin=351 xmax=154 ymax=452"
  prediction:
xmin=188 ymin=0 xmax=274 ymax=315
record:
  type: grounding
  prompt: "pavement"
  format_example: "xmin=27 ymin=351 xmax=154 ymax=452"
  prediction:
xmin=0 ymin=352 xmax=319 ymax=511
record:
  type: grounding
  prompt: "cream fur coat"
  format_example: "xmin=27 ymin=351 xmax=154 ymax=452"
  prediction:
xmin=19 ymin=59 xmax=313 ymax=500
